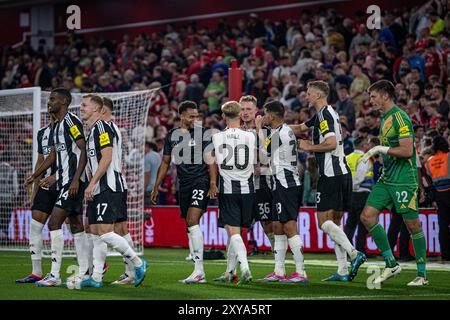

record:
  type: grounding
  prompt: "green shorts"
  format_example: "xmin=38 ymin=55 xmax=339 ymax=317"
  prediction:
xmin=366 ymin=180 xmax=419 ymax=220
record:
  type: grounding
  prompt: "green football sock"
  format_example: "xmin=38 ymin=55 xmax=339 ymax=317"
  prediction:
xmin=368 ymin=223 xmax=397 ymax=268
xmin=411 ymin=230 xmax=427 ymax=278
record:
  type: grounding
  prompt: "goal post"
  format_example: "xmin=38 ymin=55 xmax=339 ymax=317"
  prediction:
xmin=0 ymin=87 xmax=156 ymax=257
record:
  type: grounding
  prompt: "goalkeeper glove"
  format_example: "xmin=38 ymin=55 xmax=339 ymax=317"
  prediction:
xmin=361 ymin=146 xmax=389 ymax=163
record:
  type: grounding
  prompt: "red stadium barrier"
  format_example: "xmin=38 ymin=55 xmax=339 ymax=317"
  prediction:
xmin=228 ymin=59 xmax=243 ymax=101
xmin=144 ymin=206 xmax=442 ymax=257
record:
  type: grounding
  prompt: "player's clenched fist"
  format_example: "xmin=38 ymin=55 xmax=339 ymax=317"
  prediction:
xmin=39 ymin=175 xmax=56 ymax=189
xmin=298 ymin=139 xmax=312 ymax=151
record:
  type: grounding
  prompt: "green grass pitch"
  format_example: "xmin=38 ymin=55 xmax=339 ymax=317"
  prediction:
xmin=2 ymin=248 xmax=450 ymax=300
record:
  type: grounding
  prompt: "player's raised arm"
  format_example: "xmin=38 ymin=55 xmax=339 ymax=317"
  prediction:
xmin=255 ymin=115 xmax=270 ymax=165
xmin=298 ymin=110 xmax=337 ymax=153
xmin=289 ymin=123 xmax=310 ymax=137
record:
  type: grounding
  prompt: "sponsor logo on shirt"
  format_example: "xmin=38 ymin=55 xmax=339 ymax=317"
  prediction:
xmin=319 ymin=120 xmax=329 ymax=133
xmin=399 ymin=125 xmax=410 ymax=137
xmin=70 ymin=125 xmax=81 ymax=139
xmin=99 ymin=133 xmax=110 ymax=147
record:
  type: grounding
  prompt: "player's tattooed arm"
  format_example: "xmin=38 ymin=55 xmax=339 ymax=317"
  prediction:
xmin=85 ymin=146 xmax=112 ymax=201
xmin=151 ymin=155 xmax=171 ymax=204
xmin=24 ymin=147 xmax=56 ymax=188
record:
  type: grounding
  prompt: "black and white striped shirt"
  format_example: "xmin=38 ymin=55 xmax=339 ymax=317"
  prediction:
xmin=213 ymin=128 xmax=256 ymax=194
xmin=242 ymin=126 xmax=272 ymax=191
xmin=305 ymin=105 xmax=350 ymax=177
xmin=37 ymin=125 xmax=57 ymax=185
xmin=108 ymin=121 xmax=127 ymax=191
xmin=266 ymin=124 xmax=301 ymax=189
xmin=86 ymin=120 xmax=125 ymax=196
xmin=53 ymin=112 xmax=86 ymax=190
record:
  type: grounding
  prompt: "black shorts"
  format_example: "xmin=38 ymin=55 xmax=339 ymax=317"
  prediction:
xmin=87 ymin=190 xmax=123 ymax=225
xmin=272 ymin=185 xmax=302 ymax=223
xmin=31 ymin=187 xmax=59 ymax=215
xmin=317 ymin=173 xmax=352 ymax=212
xmin=115 ymin=190 xmax=128 ymax=223
xmin=54 ymin=182 xmax=87 ymax=215
xmin=218 ymin=193 xmax=255 ymax=228
xmin=179 ymin=181 xmax=209 ymax=219
xmin=254 ymin=185 xmax=274 ymax=222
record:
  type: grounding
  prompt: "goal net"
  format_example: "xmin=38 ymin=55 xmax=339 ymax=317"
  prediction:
xmin=0 ymin=87 xmax=156 ymax=257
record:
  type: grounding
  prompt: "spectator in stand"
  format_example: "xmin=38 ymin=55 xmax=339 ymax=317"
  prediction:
xmin=364 ymin=110 xmax=381 ymax=137
xmin=204 ymin=69 xmax=226 ymax=113
xmin=144 ymin=142 xmax=162 ymax=207
xmin=302 ymin=156 xmax=318 ymax=207
xmin=424 ymin=136 xmax=450 ymax=262
xmin=349 ymin=64 xmax=371 ymax=110
xmin=336 ymin=84 xmax=355 ymax=131
xmin=183 ymin=74 xmax=205 ymax=105
xmin=431 ymin=84 xmax=450 ymax=118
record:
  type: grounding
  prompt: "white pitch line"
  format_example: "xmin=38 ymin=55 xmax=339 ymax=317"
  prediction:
xmin=248 ymin=259 xmax=450 ymax=272
xmin=214 ymin=293 xmax=450 ymax=300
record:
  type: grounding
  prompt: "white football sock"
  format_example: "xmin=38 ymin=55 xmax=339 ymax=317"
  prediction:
xmin=274 ymin=234 xmax=287 ymax=276
xmin=100 ymin=232 xmax=142 ymax=267
xmin=188 ymin=230 xmax=194 ymax=257
xmin=123 ymin=233 xmax=135 ymax=278
xmin=335 ymin=243 xmax=348 ymax=276
xmin=288 ymin=235 xmax=305 ymax=275
xmin=226 ymin=238 xmax=238 ymax=275
xmin=50 ymin=229 xmax=64 ymax=279
xmin=188 ymin=225 xmax=204 ymax=274
xmin=85 ymin=233 xmax=94 ymax=275
xmin=73 ymin=231 xmax=89 ymax=277
xmin=30 ymin=219 xmax=44 ymax=276
xmin=321 ymin=220 xmax=357 ymax=260
xmin=92 ymin=235 xmax=107 ymax=282
xmin=230 ymin=234 xmax=249 ymax=274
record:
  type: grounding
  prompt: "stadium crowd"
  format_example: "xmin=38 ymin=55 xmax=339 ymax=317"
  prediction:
xmin=1 ymin=1 xmax=450 ymax=248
